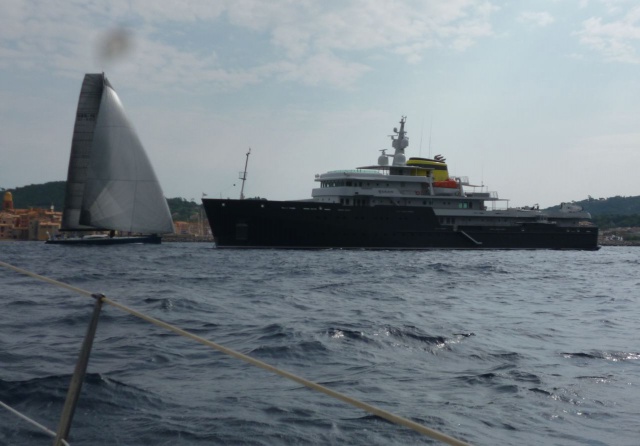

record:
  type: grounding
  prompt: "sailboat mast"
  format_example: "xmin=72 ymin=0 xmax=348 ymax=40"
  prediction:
xmin=239 ymin=148 xmax=251 ymax=200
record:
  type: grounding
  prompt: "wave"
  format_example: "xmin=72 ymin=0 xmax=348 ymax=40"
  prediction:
xmin=3 ymin=245 xmax=640 ymax=445
xmin=562 ymin=351 xmax=640 ymax=361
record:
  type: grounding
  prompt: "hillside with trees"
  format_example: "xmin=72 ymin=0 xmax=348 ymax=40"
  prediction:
xmin=2 ymin=181 xmax=66 ymax=210
xmin=546 ymin=195 xmax=640 ymax=229
xmin=2 ymin=181 xmax=202 ymax=222
xmin=165 ymin=197 xmax=203 ymax=222
xmin=566 ymin=195 xmax=640 ymax=215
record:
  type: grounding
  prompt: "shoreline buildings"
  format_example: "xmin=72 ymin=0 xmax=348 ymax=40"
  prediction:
xmin=0 ymin=191 xmax=210 ymax=241
xmin=0 ymin=191 xmax=62 ymax=241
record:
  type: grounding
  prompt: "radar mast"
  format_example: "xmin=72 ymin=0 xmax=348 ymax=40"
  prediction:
xmin=239 ymin=148 xmax=251 ymax=200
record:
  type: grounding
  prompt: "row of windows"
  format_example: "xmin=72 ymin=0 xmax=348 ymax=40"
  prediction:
xmin=339 ymin=198 xmax=368 ymax=206
xmin=321 ymin=181 xmax=407 ymax=188
xmin=248 ymin=198 xmax=480 ymax=211
xmin=310 ymin=216 xmax=431 ymax=221
xmin=317 ymin=197 xmax=477 ymax=208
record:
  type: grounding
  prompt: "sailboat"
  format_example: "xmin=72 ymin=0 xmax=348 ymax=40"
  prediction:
xmin=46 ymin=73 xmax=174 ymax=245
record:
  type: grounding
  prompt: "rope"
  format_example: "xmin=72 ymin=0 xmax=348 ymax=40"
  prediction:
xmin=0 ymin=260 xmax=471 ymax=446
xmin=0 ymin=260 xmax=93 ymax=298
xmin=0 ymin=400 xmax=70 ymax=446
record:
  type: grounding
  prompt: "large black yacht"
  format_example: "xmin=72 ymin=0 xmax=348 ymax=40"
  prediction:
xmin=202 ymin=117 xmax=599 ymax=250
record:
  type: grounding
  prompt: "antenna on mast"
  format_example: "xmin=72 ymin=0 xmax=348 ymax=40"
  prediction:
xmin=419 ymin=116 xmax=424 ymax=157
xmin=428 ymin=117 xmax=433 ymax=158
xmin=239 ymin=148 xmax=251 ymax=200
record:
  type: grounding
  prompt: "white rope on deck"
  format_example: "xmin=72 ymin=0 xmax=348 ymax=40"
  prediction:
xmin=0 ymin=400 xmax=70 ymax=446
xmin=0 ymin=260 xmax=471 ymax=446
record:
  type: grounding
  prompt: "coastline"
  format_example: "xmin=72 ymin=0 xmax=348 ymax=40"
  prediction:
xmin=169 ymin=235 xmax=639 ymax=246
xmin=598 ymin=239 xmax=640 ymax=247
xmin=4 ymin=233 xmax=639 ymax=246
xmin=162 ymin=234 xmax=214 ymax=243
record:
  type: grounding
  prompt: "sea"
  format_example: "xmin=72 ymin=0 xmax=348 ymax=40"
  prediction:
xmin=1 ymin=242 xmax=638 ymax=446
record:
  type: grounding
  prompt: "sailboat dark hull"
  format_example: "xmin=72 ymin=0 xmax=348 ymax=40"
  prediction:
xmin=202 ymin=199 xmax=600 ymax=250
xmin=45 ymin=235 xmax=162 ymax=245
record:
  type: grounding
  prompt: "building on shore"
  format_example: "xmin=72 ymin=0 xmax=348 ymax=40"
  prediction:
xmin=599 ymin=227 xmax=640 ymax=246
xmin=1 ymin=190 xmax=213 ymax=241
xmin=170 ymin=219 xmax=213 ymax=241
xmin=0 ymin=191 xmax=63 ymax=241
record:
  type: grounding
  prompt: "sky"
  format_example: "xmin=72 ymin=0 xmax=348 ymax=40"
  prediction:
xmin=1 ymin=0 xmax=639 ymax=208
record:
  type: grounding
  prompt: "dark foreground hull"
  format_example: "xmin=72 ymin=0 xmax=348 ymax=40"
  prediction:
xmin=45 ymin=235 xmax=162 ymax=245
xmin=202 ymin=199 xmax=600 ymax=250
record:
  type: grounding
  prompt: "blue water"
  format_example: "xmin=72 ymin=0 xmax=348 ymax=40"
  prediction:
xmin=1 ymin=243 xmax=639 ymax=445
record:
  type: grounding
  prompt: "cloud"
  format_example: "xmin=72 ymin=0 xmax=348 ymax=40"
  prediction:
xmin=0 ymin=0 xmax=498 ymax=89
xmin=576 ymin=6 xmax=640 ymax=63
xmin=265 ymin=53 xmax=372 ymax=89
xmin=518 ymin=11 xmax=555 ymax=27
xmin=597 ymin=0 xmax=634 ymax=15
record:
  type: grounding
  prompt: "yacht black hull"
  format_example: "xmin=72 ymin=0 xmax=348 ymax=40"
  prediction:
xmin=202 ymin=199 xmax=600 ymax=250
xmin=45 ymin=235 xmax=162 ymax=245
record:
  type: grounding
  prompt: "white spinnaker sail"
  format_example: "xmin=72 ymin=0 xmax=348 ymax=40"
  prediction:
xmin=60 ymin=74 xmax=104 ymax=230
xmin=78 ymin=76 xmax=174 ymax=234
